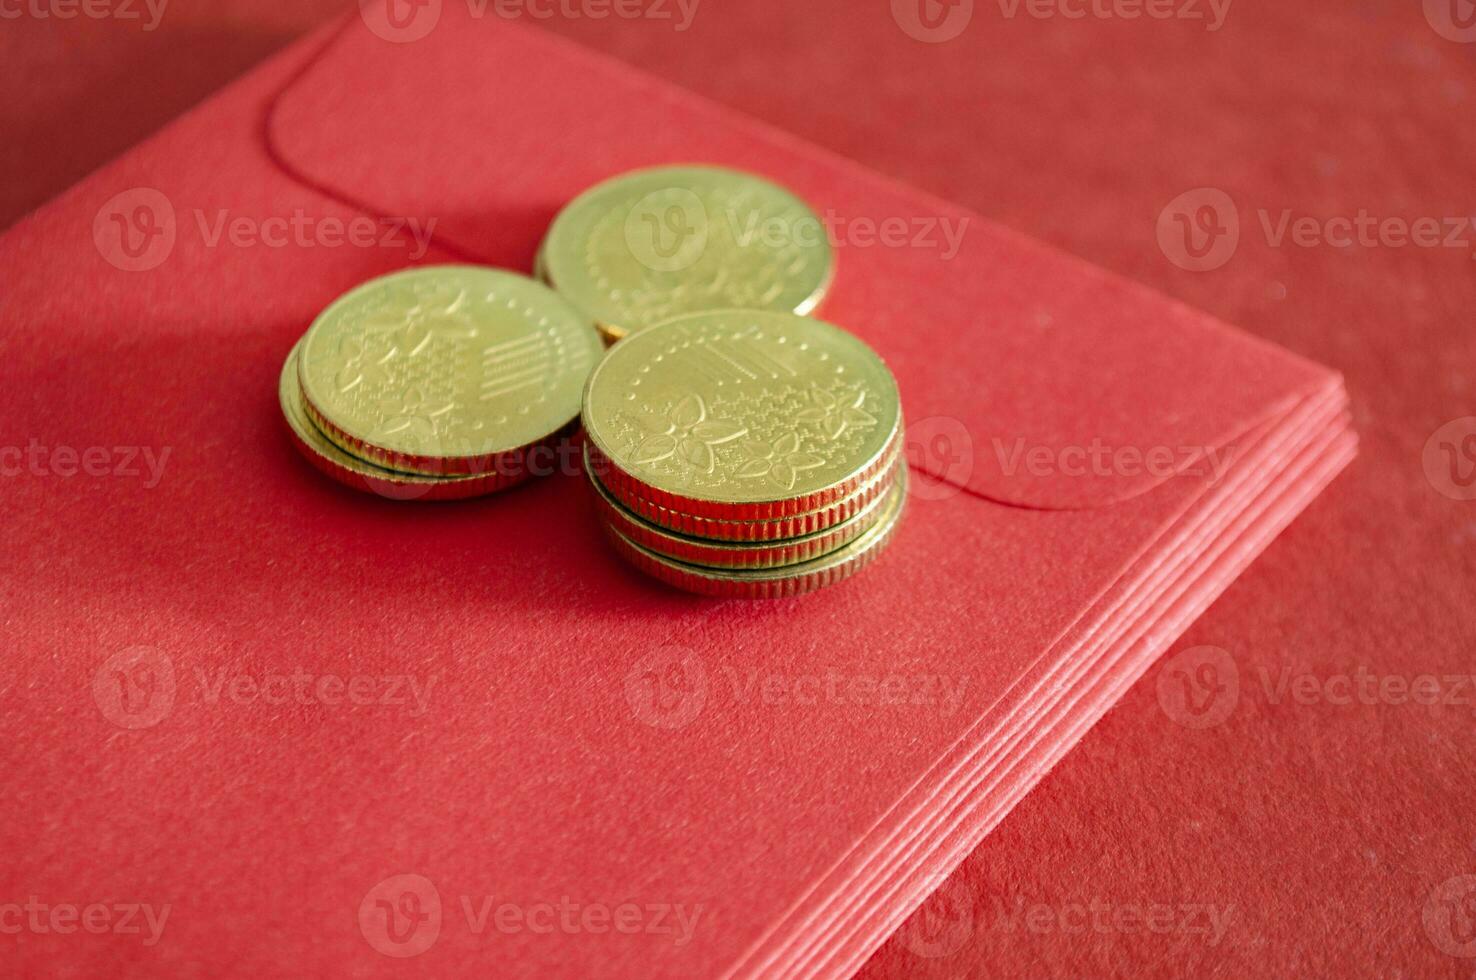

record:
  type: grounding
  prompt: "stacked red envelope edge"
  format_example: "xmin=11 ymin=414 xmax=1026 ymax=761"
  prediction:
xmin=765 ymin=394 xmax=1355 ymax=978
xmin=0 ymin=11 xmax=1354 ymax=980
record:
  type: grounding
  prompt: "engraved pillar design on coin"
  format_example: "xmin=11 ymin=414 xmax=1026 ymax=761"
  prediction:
xmin=541 ymin=167 xmax=835 ymax=341
xmin=296 ymin=265 xmax=603 ymax=476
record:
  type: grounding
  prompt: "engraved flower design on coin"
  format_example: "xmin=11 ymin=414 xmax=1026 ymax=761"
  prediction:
xmin=796 ymin=385 xmax=878 ymax=441
xmin=360 ymin=282 xmax=478 ymax=352
xmin=541 ymin=166 xmax=834 ymax=337
xmin=334 ymin=335 xmax=392 ymax=392
xmin=735 ymin=432 xmax=824 ymax=491
xmin=630 ymin=394 xmax=747 ymax=472
xmin=369 ymin=386 xmax=445 ymax=446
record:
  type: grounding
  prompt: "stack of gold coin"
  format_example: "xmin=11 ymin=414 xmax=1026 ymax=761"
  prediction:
xmin=581 ymin=310 xmax=907 ymax=598
xmin=281 ymin=265 xmax=605 ymax=500
xmin=538 ymin=166 xmax=835 ymax=344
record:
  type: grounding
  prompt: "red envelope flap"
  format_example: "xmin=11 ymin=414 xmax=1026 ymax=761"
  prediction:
xmin=264 ymin=10 xmax=1336 ymax=510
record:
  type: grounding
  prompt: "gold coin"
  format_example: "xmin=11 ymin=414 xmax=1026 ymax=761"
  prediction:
xmin=589 ymin=448 xmax=898 ymax=567
xmin=532 ymin=244 xmax=550 ymax=285
xmin=604 ymin=463 xmax=908 ymax=598
xmin=541 ymin=166 xmax=835 ymax=339
xmin=279 ymin=343 xmax=532 ymax=501
xmin=582 ymin=310 xmax=902 ymax=520
xmin=587 ymin=439 xmax=900 ymax=541
xmin=297 ymin=265 xmax=603 ymax=475
xmin=593 ymin=322 xmax=625 ymax=348
xmin=540 ymin=238 xmax=619 ymax=349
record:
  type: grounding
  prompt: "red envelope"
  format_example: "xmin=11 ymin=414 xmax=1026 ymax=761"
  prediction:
xmin=0 ymin=9 xmax=1352 ymax=978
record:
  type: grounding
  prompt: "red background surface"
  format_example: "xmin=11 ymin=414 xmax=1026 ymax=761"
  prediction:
xmin=2 ymin=1 xmax=1472 ymax=976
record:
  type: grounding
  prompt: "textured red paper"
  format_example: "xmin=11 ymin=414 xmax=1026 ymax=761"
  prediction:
xmin=0 ymin=7 xmax=1377 ymax=980
xmin=518 ymin=8 xmax=1476 ymax=973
